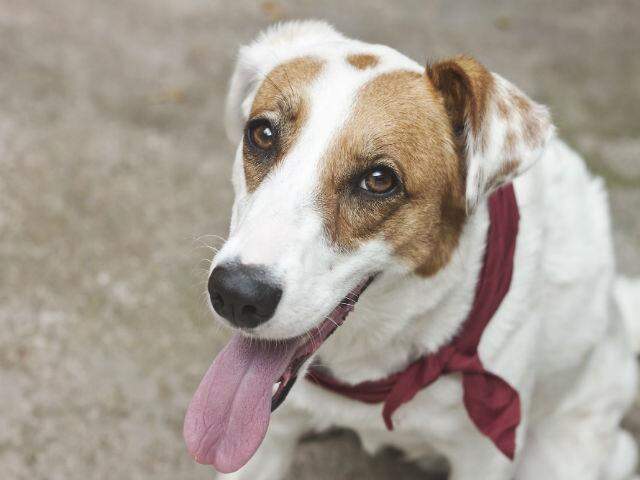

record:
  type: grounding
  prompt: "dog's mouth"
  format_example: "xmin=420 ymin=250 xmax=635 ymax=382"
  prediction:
xmin=270 ymin=276 xmax=373 ymax=412
xmin=183 ymin=276 xmax=373 ymax=473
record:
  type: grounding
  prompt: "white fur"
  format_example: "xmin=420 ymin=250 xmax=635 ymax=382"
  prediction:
xmin=213 ymin=21 xmax=640 ymax=480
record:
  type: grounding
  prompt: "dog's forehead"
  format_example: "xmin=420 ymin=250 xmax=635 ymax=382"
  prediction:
xmin=242 ymin=42 xmax=428 ymax=195
xmin=255 ymin=43 xmax=425 ymax=149
xmin=249 ymin=40 xmax=423 ymax=118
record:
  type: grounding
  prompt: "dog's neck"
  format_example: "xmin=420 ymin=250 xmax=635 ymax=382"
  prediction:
xmin=316 ymin=203 xmax=491 ymax=384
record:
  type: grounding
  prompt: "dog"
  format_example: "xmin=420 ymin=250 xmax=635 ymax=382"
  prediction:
xmin=183 ymin=21 xmax=640 ymax=479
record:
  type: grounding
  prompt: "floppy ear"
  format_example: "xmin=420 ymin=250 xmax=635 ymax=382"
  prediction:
xmin=427 ymin=56 xmax=554 ymax=210
xmin=225 ymin=20 xmax=344 ymax=144
xmin=224 ymin=50 xmax=260 ymax=144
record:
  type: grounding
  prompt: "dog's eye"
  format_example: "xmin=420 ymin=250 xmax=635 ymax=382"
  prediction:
xmin=247 ymin=119 xmax=276 ymax=151
xmin=359 ymin=167 xmax=399 ymax=196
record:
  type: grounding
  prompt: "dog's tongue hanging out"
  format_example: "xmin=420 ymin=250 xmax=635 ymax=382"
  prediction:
xmin=183 ymin=334 xmax=300 ymax=473
xmin=183 ymin=278 xmax=371 ymax=473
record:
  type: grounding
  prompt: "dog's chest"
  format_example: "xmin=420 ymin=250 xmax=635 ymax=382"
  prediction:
xmin=290 ymin=373 xmax=474 ymax=457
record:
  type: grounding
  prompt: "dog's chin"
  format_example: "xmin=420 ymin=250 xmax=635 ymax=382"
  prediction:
xmin=267 ymin=275 xmax=374 ymax=410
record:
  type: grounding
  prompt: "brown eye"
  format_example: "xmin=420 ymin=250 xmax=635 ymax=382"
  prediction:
xmin=359 ymin=167 xmax=399 ymax=195
xmin=247 ymin=119 xmax=276 ymax=151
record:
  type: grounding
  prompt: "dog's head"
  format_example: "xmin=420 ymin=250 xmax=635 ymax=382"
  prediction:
xmin=209 ymin=20 xmax=553 ymax=341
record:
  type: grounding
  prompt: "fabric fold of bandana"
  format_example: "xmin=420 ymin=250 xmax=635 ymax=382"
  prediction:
xmin=306 ymin=184 xmax=521 ymax=460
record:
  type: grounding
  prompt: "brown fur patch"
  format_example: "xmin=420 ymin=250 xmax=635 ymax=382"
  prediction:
xmin=496 ymin=98 xmax=510 ymax=120
xmin=504 ymin=129 xmax=518 ymax=156
xmin=511 ymin=91 xmax=531 ymax=116
xmin=243 ymin=56 xmax=324 ymax=191
xmin=510 ymin=91 xmax=544 ymax=148
xmin=318 ymin=70 xmax=466 ymax=276
xmin=346 ymin=53 xmax=379 ymax=70
xmin=522 ymin=112 xmax=544 ymax=149
xmin=426 ymin=55 xmax=494 ymax=153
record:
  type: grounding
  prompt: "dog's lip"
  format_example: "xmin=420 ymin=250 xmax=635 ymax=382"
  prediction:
xmin=270 ymin=275 xmax=376 ymax=412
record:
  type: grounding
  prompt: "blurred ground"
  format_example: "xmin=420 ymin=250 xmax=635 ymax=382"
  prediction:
xmin=0 ymin=1 xmax=639 ymax=479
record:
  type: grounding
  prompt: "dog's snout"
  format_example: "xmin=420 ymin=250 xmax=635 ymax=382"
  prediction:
xmin=208 ymin=263 xmax=282 ymax=329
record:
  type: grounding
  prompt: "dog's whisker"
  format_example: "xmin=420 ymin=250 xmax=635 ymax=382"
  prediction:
xmin=195 ymin=245 xmax=220 ymax=253
xmin=337 ymin=301 xmax=397 ymax=319
xmin=194 ymin=233 xmax=228 ymax=243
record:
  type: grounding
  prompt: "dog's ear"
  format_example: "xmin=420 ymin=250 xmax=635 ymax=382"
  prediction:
xmin=426 ymin=56 xmax=554 ymax=210
xmin=224 ymin=47 xmax=261 ymax=144
xmin=225 ymin=20 xmax=343 ymax=144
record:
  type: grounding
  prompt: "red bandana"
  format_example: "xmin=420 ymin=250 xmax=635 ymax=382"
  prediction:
xmin=305 ymin=184 xmax=521 ymax=460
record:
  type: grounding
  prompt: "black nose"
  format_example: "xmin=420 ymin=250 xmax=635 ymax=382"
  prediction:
xmin=208 ymin=263 xmax=283 ymax=329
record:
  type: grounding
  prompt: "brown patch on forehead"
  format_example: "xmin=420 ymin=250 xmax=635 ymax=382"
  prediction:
xmin=243 ymin=56 xmax=324 ymax=192
xmin=319 ymin=70 xmax=466 ymax=276
xmin=250 ymin=56 xmax=323 ymax=117
xmin=346 ymin=53 xmax=379 ymax=70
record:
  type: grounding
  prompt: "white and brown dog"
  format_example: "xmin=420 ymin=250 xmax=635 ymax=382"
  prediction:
xmin=184 ymin=21 xmax=640 ymax=480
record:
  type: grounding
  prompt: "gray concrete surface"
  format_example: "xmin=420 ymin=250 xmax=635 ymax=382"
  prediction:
xmin=1 ymin=1 xmax=639 ymax=479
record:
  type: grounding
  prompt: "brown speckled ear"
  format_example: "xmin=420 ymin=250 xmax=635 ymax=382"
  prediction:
xmin=427 ymin=56 xmax=554 ymax=210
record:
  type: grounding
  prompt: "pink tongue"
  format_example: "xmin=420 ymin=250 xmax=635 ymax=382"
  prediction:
xmin=183 ymin=334 xmax=299 ymax=473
